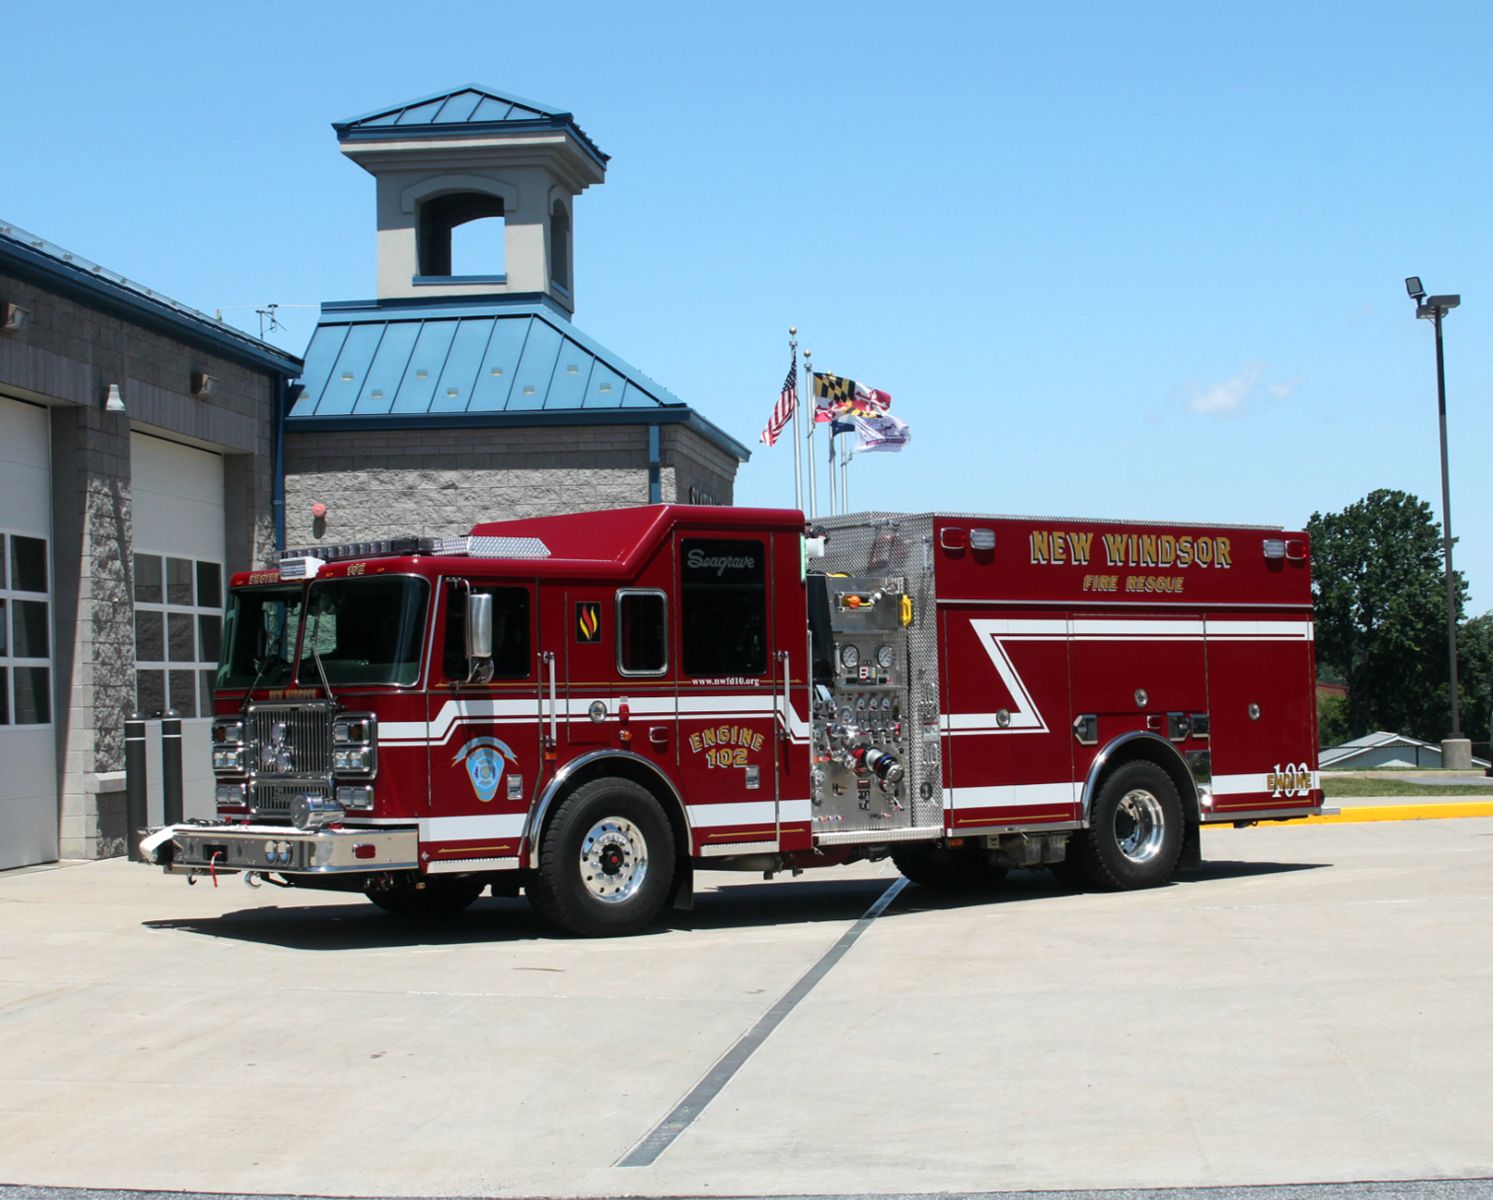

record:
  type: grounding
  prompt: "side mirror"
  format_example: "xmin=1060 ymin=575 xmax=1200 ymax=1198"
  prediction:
xmin=465 ymin=592 xmax=493 ymax=663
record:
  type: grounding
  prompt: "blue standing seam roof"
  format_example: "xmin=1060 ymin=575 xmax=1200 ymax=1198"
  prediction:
xmin=291 ymin=301 xmax=687 ymax=421
xmin=333 ymin=84 xmax=608 ymax=166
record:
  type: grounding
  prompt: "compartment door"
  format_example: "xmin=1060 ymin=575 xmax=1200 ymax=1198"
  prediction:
xmin=1205 ymin=615 xmax=1317 ymax=814
xmin=940 ymin=608 xmax=1075 ymax=833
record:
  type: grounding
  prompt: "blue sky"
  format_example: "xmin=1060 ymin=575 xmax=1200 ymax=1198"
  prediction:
xmin=6 ymin=1 xmax=1491 ymax=610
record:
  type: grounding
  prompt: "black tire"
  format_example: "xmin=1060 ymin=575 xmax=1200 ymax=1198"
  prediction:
xmin=527 ymin=777 xmax=675 ymax=937
xmin=365 ymin=876 xmax=485 ymax=918
xmin=891 ymin=843 xmax=1008 ymax=891
xmin=1075 ymin=760 xmax=1184 ymax=890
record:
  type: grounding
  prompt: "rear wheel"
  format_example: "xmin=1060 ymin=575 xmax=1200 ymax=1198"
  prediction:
xmin=1075 ymin=761 xmax=1184 ymax=890
xmin=527 ymin=778 xmax=675 ymax=936
xmin=365 ymin=876 xmax=485 ymax=918
xmin=891 ymin=843 xmax=1008 ymax=890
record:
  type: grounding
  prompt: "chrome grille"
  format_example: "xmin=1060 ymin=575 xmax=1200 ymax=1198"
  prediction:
xmin=247 ymin=702 xmax=333 ymax=820
xmin=248 ymin=703 xmax=333 ymax=776
xmin=252 ymin=784 xmax=332 ymax=818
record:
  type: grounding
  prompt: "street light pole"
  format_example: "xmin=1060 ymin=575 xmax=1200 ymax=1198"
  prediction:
xmin=1406 ymin=277 xmax=1464 ymax=751
xmin=1430 ymin=302 xmax=1461 ymax=739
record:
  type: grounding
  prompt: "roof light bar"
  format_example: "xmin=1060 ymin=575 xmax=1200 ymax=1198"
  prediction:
xmin=277 ymin=534 xmax=551 ymax=567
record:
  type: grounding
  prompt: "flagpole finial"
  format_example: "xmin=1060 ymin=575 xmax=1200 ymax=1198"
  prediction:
xmin=804 ymin=349 xmax=812 ymax=359
xmin=789 ymin=326 xmax=797 ymax=337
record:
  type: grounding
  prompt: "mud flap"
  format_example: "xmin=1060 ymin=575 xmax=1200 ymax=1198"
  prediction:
xmin=668 ymin=857 xmax=695 ymax=911
xmin=1176 ymin=821 xmax=1203 ymax=874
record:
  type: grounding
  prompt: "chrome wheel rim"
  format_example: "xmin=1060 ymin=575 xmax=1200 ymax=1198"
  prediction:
xmin=579 ymin=817 xmax=649 ymax=903
xmin=1115 ymin=789 xmax=1165 ymax=863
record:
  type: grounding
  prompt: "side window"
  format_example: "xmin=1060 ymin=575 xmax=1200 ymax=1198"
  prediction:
xmin=133 ymin=551 xmax=222 ymax=718
xmin=1 ymin=533 xmax=52 ymax=725
xmin=617 ymin=590 xmax=667 ymax=676
xmin=680 ymin=538 xmax=767 ymax=677
xmin=442 ymin=583 xmax=531 ymax=680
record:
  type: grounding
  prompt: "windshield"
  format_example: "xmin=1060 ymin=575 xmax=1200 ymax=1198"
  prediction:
xmin=301 ymin=576 xmax=429 ymax=686
xmin=216 ymin=586 xmax=302 ymax=689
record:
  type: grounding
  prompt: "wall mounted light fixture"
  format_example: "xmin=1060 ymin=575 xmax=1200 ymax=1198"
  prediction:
xmin=191 ymin=371 xmax=216 ymax=398
xmin=104 ymin=383 xmax=126 ymax=413
xmin=1 ymin=302 xmax=30 ymax=333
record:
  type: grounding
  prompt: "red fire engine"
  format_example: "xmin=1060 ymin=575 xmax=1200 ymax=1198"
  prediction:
xmin=140 ymin=505 xmax=1322 ymax=935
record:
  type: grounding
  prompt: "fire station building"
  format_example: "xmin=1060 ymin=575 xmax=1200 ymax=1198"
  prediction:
xmin=0 ymin=85 xmax=747 ymax=868
xmin=0 ymin=224 xmax=301 ymax=868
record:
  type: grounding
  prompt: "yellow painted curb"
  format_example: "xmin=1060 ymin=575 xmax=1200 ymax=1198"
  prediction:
xmin=1208 ymin=801 xmax=1493 ymax=827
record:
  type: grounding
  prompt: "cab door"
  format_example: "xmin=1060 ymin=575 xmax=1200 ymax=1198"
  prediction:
xmin=423 ymin=578 xmax=540 ymax=869
xmin=672 ymin=532 xmax=786 ymax=855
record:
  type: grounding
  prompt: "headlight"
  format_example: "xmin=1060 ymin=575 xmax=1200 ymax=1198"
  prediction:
xmin=333 ymin=747 xmax=372 ymax=772
xmin=332 ymin=712 xmax=377 ymax=776
xmin=336 ymin=785 xmax=374 ymax=811
xmin=333 ymin=715 xmax=375 ymax=743
xmin=211 ymin=718 xmax=244 ymax=746
xmin=212 ymin=747 xmax=246 ymax=773
xmin=215 ymin=783 xmax=247 ymax=810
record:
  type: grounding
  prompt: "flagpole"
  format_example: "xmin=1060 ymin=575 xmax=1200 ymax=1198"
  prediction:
xmin=788 ymin=327 xmax=802 ymax=513
xmin=827 ymin=415 xmax=838 ymax=516
xmin=840 ymin=433 xmax=850 ymax=514
xmin=803 ymin=350 xmax=817 ymax=519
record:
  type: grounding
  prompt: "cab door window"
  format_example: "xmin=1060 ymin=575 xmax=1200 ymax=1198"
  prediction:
xmin=617 ymin=590 xmax=667 ymax=676
xmin=441 ymin=584 xmax=531 ymax=680
xmin=680 ymin=538 xmax=767 ymax=677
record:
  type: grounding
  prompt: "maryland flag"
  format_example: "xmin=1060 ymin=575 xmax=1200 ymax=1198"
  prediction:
xmin=812 ymin=372 xmax=892 ymax=422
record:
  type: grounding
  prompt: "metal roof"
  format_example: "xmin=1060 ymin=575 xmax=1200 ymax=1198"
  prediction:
xmin=288 ymin=297 xmax=748 ymax=461
xmin=333 ymin=84 xmax=608 ymax=166
xmin=0 ymin=220 xmax=301 ymax=376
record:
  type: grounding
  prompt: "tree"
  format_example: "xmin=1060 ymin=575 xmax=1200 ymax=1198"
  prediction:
xmin=1307 ymin=489 xmax=1466 ymax=743
xmin=1458 ymin=613 xmax=1493 ymax=746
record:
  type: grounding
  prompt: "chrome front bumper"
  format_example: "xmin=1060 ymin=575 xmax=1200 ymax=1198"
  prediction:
xmin=140 ymin=823 xmax=418 ymax=875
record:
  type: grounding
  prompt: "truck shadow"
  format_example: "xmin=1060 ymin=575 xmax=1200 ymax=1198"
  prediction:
xmin=141 ymin=858 xmax=1326 ymax=949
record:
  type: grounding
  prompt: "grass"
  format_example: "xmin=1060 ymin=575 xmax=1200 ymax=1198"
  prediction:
xmin=1319 ymin=776 xmax=1493 ymax=798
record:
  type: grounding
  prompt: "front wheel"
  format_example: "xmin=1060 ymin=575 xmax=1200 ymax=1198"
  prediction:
xmin=527 ymin=778 xmax=676 ymax=936
xmin=1074 ymin=761 xmax=1184 ymax=890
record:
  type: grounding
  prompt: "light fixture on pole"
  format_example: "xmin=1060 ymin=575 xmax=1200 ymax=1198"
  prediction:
xmin=1405 ymin=275 xmax=1466 ymax=761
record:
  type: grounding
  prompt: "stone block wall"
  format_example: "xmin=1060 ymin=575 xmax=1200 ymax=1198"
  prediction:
xmin=284 ymin=421 xmax=739 ymax=548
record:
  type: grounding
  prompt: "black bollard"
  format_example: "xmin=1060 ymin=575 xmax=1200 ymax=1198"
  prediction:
xmin=161 ymin=710 xmax=183 ymax=826
xmin=125 ymin=712 xmax=148 ymax=862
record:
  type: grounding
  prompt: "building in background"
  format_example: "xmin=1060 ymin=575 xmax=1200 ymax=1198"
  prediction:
xmin=0 ymin=224 xmax=300 ymax=867
xmin=283 ymin=85 xmax=747 ymax=548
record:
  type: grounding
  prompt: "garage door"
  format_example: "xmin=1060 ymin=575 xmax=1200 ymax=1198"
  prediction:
xmin=0 ymin=396 xmax=57 ymax=869
xmin=131 ymin=434 xmax=226 ymax=821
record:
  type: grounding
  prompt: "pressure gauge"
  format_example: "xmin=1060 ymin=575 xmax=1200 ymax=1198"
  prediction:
xmin=839 ymin=643 xmax=860 ymax=670
xmin=876 ymin=643 xmax=895 ymax=670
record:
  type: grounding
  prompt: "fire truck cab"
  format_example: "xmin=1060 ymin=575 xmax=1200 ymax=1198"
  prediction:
xmin=142 ymin=504 xmax=1322 ymax=935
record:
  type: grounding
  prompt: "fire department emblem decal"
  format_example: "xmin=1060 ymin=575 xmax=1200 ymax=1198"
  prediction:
xmin=451 ymin=737 xmax=519 ymax=803
xmin=576 ymin=602 xmax=602 ymax=643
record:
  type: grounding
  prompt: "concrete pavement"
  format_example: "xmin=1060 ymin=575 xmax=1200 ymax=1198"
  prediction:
xmin=1 ymin=817 xmax=1490 ymax=1197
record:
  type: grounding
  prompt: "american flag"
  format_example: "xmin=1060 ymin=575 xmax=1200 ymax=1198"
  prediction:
xmin=759 ymin=357 xmax=798 ymax=446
